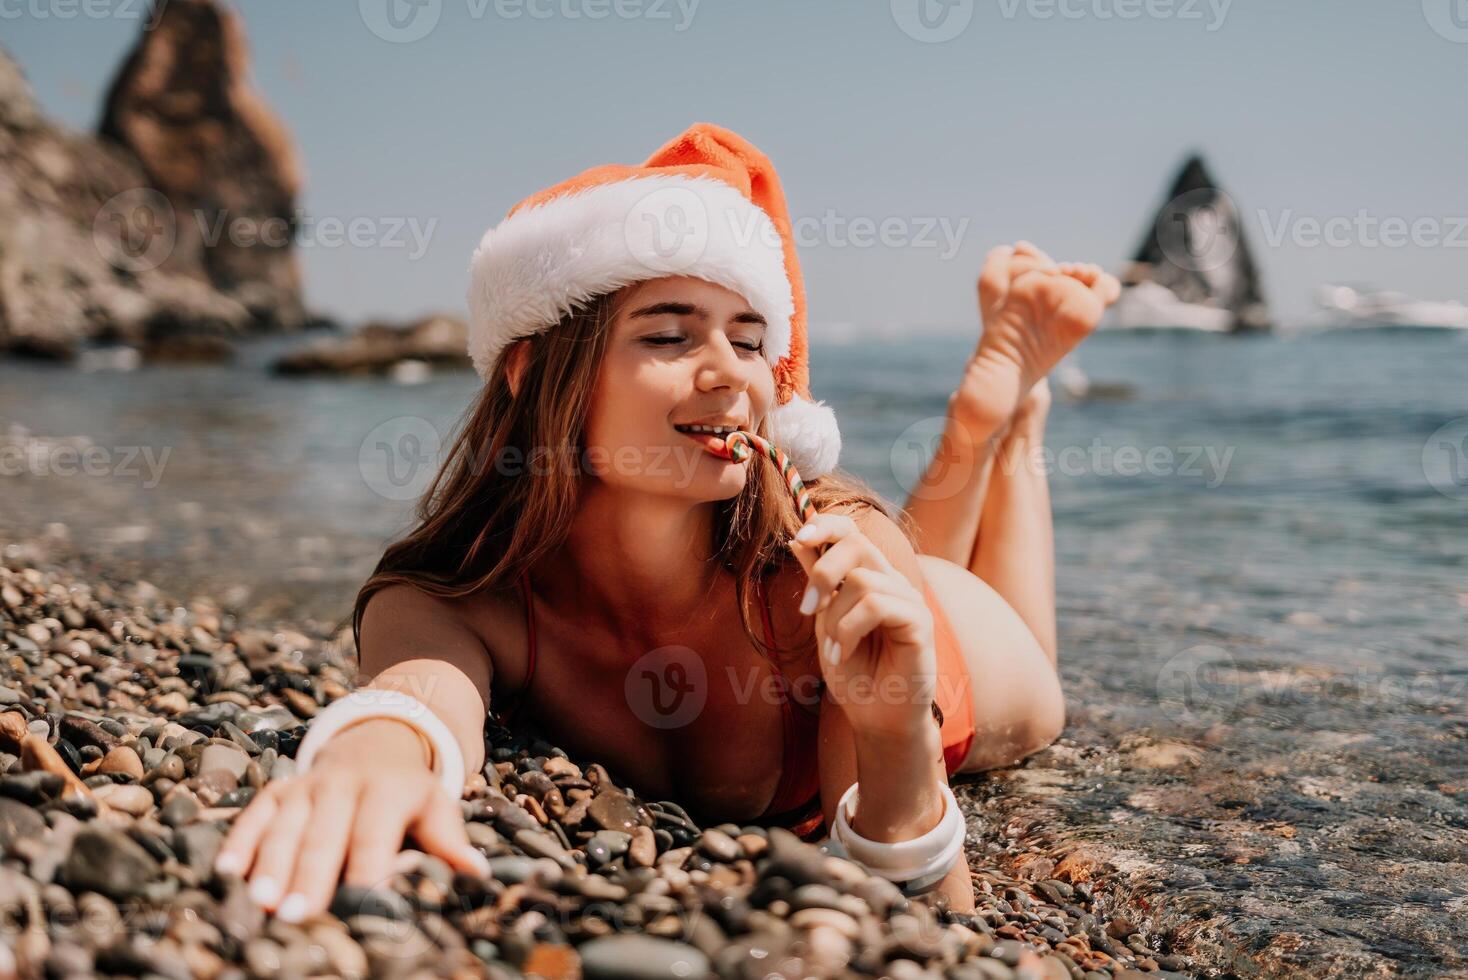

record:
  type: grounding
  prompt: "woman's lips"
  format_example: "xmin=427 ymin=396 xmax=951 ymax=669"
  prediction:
xmin=675 ymin=428 xmax=737 ymax=458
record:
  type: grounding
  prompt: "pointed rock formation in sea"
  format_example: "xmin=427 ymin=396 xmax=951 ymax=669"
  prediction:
xmin=0 ymin=0 xmax=322 ymax=362
xmin=98 ymin=0 xmax=308 ymax=332
xmin=1113 ymin=154 xmax=1271 ymax=333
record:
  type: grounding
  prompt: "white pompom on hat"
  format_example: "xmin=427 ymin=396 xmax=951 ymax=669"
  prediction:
xmin=466 ymin=122 xmax=841 ymax=480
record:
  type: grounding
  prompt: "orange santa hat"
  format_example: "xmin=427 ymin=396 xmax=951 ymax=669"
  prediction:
xmin=466 ymin=122 xmax=842 ymax=480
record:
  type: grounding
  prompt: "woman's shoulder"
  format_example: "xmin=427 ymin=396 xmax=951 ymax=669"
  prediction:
xmin=360 ymin=579 xmax=527 ymax=673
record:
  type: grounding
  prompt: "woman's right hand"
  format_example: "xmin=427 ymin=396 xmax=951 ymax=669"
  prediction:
xmin=213 ymin=718 xmax=492 ymax=923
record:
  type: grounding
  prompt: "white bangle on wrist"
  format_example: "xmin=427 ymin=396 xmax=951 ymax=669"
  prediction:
xmin=292 ymin=689 xmax=467 ymax=799
xmin=830 ymin=780 xmax=964 ymax=888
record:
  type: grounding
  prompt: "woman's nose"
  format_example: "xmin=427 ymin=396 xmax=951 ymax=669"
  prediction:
xmin=695 ymin=336 xmax=749 ymax=392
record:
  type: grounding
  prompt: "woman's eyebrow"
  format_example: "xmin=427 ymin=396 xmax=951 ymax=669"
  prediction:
xmin=625 ymin=302 xmax=767 ymax=328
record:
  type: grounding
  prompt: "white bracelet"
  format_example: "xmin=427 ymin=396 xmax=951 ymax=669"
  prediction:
xmin=830 ymin=780 xmax=964 ymax=886
xmin=292 ymin=689 xmax=467 ymax=799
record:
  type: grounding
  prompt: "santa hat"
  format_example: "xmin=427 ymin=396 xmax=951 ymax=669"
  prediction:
xmin=466 ymin=122 xmax=841 ymax=480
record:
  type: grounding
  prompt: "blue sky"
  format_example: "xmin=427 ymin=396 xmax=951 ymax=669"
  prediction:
xmin=5 ymin=0 xmax=1465 ymax=333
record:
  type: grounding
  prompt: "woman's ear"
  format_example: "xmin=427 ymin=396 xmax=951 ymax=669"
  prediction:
xmin=506 ymin=339 xmax=530 ymax=398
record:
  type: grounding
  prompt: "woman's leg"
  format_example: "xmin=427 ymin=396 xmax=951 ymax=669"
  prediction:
xmin=903 ymin=383 xmax=1057 ymax=661
xmin=918 ymin=554 xmax=1063 ymax=774
xmin=966 ymin=382 xmax=1057 ymax=664
xmin=903 ymin=245 xmax=1119 ymax=772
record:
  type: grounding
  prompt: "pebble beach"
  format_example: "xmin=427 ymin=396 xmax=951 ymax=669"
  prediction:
xmin=0 ymin=546 xmax=1195 ymax=979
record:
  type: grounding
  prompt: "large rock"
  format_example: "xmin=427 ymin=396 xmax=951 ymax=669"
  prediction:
xmin=272 ymin=315 xmax=472 ymax=377
xmin=98 ymin=0 xmax=307 ymax=330
xmin=1115 ymin=154 xmax=1271 ymax=333
xmin=0 ymin=0 xmax=322 ymax=362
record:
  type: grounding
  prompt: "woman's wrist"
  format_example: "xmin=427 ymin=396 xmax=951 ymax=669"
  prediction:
xmin=849 ymin=719 xmax=946 ymax=841
xmin=314 ymin=716 xmax=434 ymax=771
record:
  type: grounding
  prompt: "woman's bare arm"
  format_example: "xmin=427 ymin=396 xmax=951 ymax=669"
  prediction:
xmin=352 ymin=583 xmax=496 ymax=780
xmin=809 ymin=505 xmax=975 ymax=913
xmin=215 ymin=583 xmax=496 ymax=921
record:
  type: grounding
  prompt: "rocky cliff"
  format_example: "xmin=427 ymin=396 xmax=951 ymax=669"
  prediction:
xmin=0 ymin=0 xmax=321 ymax=361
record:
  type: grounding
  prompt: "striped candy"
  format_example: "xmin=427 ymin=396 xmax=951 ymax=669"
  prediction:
xmin=723 ymin=431 xmax=818 ymax=525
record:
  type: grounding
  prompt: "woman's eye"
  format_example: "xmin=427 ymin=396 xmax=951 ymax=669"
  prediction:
xmin=641 ymin=335 xmax=762 ymax=353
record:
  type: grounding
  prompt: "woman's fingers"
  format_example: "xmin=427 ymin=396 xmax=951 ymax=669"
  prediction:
xmin=246 ymin=781 xmax=315 ymax=910
xmin=275 ymin=775 xmax=362 ymax=923
xmin=786 ymin=512 xmax=859 ymax=585
xmin=819 ymin=567 xmax=923 ymax=667
xmin=827 ymin=589 xmax=929 ymax=670
xmin=343 ymin=788 xmax=417 ymax=895
xmin=791 ymin=527 xmax=890 ymax=618
xmin=215 ymin=781 xmax=282 ymax=878
xmin=408 ymin=789 xmax=492 ymax=879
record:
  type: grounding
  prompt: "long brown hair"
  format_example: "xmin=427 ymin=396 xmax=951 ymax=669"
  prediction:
xmin=351 ymin=287 xmax=911 ymax=666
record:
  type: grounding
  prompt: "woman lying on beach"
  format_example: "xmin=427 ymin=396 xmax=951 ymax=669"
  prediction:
xmin=217 ymin=123 xmax=1120 ymax=920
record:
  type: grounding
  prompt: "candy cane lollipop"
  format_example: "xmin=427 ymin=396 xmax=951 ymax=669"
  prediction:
xmin=718 ymin=430 xmax=832 ymax=558
xmin=720 ymin=429 xmax=945 ymax=727
xmin=720 ymin=431 xmax=817 ymax=523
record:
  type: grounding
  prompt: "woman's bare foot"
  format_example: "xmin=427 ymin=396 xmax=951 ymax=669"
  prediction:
xmin=950 ymin=242 xmax=1120 ymax=437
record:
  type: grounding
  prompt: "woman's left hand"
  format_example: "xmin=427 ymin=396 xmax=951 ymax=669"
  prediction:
xmin=786 ymin=513 xmax=938 ymax=738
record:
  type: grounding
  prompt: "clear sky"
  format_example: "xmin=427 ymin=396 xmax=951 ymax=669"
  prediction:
xmin=5 ymin=0 xmax=1465 ymax=334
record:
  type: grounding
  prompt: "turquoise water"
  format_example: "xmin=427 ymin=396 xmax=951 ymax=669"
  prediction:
xmin=1 ymin=329 xmax=1465 ymax=970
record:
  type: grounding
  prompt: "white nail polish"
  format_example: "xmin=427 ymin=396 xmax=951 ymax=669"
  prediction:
xmin=799 ymin=585 xmax=818 ymax=615
xmin=826 ymin=640 xmax=841 ymax=666
xmin=214 ymin=852 xmax=243 ymax=875
xmin=250 ymin=876 xmax=281 ymax=907
xmin=277 ymin=893 xmax=309 ymax=923
xmin=795 ymin=523 xmax=819 ymax=543
xmin=465 ymin=847 xmax=491 ymax=876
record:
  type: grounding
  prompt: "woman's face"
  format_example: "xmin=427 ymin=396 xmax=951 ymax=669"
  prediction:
xmin=583 ymin=275 xmax=776 ymax=500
